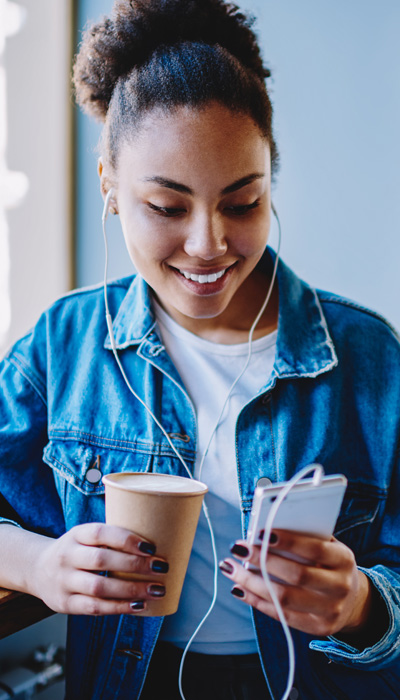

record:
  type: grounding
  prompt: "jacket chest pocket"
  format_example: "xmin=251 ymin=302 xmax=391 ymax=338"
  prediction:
xmin=43 ymin=440 xmax=152 ymax=527
xmin=333 ymin=482 xmax=385 ymax=554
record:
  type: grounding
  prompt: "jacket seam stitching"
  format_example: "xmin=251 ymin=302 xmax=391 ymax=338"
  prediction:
xmin=7 ymin=356 xmax=47 ymax=406
xmin=267 ymin=400 xmax=278 ymax=481
xmin=318 ymin=295 xmax=400 ymax=339
xmin=48 ymin=431 xmax=195 ymax=458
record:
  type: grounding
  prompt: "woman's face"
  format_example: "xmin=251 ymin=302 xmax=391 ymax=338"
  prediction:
xmin=109 ymin=102 xmax=272 ymax=335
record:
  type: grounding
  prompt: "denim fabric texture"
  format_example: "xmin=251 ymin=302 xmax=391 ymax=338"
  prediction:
xmin=0 ymin=249 xmax=400 ymax=699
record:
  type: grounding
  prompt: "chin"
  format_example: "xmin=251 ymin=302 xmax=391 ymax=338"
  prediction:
xmin=179 ymin=303 xmax=228 ymax=321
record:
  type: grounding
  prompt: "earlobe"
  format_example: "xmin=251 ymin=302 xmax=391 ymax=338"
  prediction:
xmin=98 ymin=158 xmax=119 ymax=215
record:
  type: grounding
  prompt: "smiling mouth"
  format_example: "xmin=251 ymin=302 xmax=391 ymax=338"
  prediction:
xmin=173 ymin=264 xmax=235 ymax=284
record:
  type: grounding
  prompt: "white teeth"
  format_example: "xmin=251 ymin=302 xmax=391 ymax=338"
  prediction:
xmin=179 ymin=268 xmax=227 ymax=284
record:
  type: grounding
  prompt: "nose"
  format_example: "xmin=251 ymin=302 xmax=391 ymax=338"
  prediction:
xmin=183 ymin=212 xmax=228 ymax=260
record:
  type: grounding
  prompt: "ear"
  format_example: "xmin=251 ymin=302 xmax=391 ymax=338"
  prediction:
xmin=98 ymin=158 xmax=119 ymax=215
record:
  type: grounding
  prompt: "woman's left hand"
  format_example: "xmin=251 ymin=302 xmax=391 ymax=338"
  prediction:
xmin=219 ymin=530 xmax=373 ymax=638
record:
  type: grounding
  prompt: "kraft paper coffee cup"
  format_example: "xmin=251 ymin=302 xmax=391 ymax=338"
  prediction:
xmin=102 ymin=472 xmax=208 ymax=616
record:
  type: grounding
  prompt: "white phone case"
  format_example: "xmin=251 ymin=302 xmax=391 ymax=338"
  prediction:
xmin=247 ymin=474 xmax=348 ymax=547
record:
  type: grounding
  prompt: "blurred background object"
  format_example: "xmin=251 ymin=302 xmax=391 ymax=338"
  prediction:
xmin=0 ymin=616 xmax=66 ymax=699
xmin=0 ymin=0 xmax=29 ymax=350
xmin=0 ymin=636 xmax=65 ymax=700
xmin=1 ymin=1 xmax=72 ymax=698
xmin=1 ymin=0 xmax=73 ymax=358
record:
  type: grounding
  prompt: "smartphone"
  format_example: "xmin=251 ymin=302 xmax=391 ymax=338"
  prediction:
xmin=247 ymin=473 xmax=348 ymax=549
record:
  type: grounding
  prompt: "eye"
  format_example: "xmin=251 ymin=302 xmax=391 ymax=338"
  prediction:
xmin=225 ymin=199 xmax=261 ymax=216
xmin=148 ymin=203 xmax=186 ymax=217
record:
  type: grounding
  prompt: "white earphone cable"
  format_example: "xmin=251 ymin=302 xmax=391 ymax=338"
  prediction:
xmin=259 ymin=464 xmax=324 ymax=700
xmin=102 ymin=189 xmax=283 ymax=700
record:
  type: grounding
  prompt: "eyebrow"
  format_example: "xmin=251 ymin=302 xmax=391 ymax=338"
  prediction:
xmin=140 ymin=173 xmax=265 ymax=196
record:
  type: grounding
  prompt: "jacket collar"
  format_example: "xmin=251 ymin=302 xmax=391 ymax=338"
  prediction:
xmin=269 ymin=252 xmax=338 ymax=379
xmin=104 ymin=274 xmax=156 ymax=349
xmin=104 ymin=249 xmax=338 ymax=379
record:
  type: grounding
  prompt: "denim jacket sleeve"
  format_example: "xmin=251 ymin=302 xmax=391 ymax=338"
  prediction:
xmin=307 ymin=301 xmax=400 ymax=671
xmin=309 ymin=566 xmax=400 ymax=670
xmin=0 ymin=316 xmax=66 ymax=537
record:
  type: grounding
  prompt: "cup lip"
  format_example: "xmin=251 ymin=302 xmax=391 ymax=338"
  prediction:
xmin=102 ymin=471 xmax=208 ymax=496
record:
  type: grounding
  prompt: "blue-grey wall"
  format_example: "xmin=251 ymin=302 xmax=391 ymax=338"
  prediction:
xmin=76 ymin=0 xmax=400 ymax=329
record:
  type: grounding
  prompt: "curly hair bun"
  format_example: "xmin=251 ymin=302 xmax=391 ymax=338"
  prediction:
xmin=73 ymin=0 xmax=269 ymax=121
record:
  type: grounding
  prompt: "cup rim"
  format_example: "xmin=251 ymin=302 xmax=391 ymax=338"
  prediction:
xmin=102 ymin=471 xmax=208 ymax=496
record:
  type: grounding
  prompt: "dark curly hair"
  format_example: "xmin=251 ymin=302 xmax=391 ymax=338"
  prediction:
xmin=73 ymin=0 xmax=279 ymax=177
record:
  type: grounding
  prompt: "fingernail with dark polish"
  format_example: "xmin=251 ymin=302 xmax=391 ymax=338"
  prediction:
xmin=130 ymin=600 xmax=145 ymax=611
xmin=269 ymin=532 xmax=278 ymax=545
xmin=148 ymin=584 xmax=166 ymax=598
xmin=138 ymin=541 xmax=156 ymax=556
xmin=219 ymin=560 xmax=234 ymax=575
xmin=151 ymin=559 xmax=169 ymax=574
xmin=230 ymin=543 xmax=249 ymax=558
xmin=231 ymin=586 xmax=245 ymax=599
xmin=259 ymin=529 xmax=265 ymax=541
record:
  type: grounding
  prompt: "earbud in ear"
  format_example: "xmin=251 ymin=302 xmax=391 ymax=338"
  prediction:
xmin=102 ymin=188 xmax=117 ymax=223
xmin=107 ymin=188 xmax=118 ymax=215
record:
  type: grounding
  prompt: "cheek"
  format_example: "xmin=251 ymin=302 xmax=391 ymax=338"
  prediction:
xmin=235 ymin=219 xmax=270 ymax=257
xmin=121 ymin=215 xmax=179 ymax=265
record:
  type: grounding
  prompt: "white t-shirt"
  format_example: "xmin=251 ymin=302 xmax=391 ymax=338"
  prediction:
xmin=153 ymin=300 xmax=277 ymax=654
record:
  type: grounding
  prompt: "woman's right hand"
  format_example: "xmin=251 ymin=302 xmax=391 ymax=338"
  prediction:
xmin=32 ymin=523 xmax=168 ymax=615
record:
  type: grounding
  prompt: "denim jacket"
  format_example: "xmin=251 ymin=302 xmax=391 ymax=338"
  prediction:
xmin=1 ymin=250 xmax=400 ymax=700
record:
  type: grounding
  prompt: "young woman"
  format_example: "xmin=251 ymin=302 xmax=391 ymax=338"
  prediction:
xmin=0 ymin=1 xmax=399 ymax=699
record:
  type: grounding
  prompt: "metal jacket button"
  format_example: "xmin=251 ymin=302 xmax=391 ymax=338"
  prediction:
xmin=86 ymin=467 xmax=102 ymax=484
xmin=86 ymin=457 xmax=102 ymax=484
xmin=257 ymin=477 xmax=272 ymax=488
